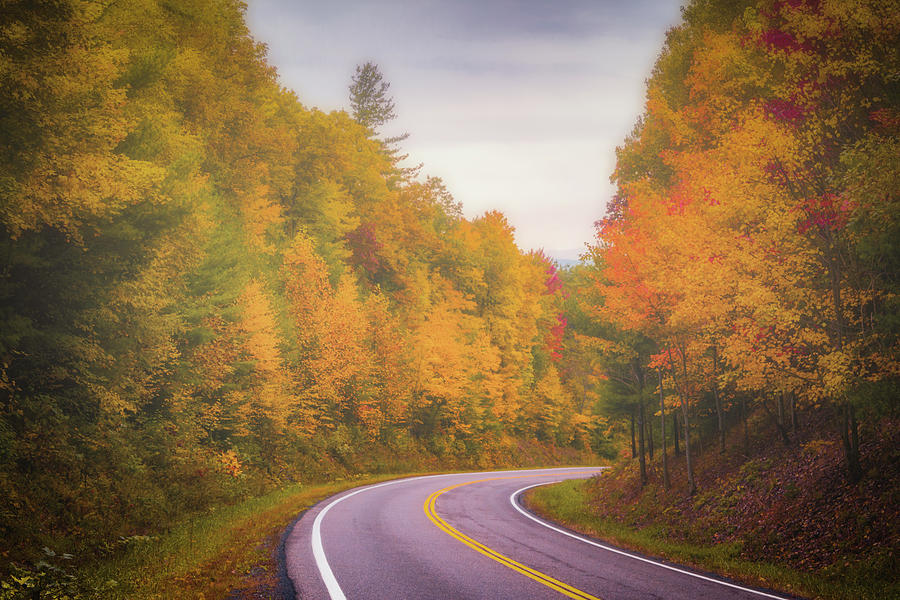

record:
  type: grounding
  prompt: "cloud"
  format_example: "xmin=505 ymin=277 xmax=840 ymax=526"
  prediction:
xmin=405 ymin=139 xmax=615 ymax=249
xmin=245 ymin=0 xmax=683 ymax=251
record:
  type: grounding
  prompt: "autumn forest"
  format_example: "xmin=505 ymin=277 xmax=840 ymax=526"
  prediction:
xmin=0 ymin=0 xmax=897 ymax=597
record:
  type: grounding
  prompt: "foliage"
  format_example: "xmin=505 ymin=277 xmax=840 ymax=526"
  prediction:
xmin=0 ymin=548 xmax=79 ymax=600
xmin=349 ymin=62 xmax=397 ymax=132
xmin=0 ymin=0 xmax=602 ymax=580
xmin=575 ymin=0 xmax=900 ymax=491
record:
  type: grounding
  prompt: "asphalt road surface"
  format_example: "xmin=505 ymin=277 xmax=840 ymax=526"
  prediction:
xmin=284 ymin=467 xmax=798 ymax=600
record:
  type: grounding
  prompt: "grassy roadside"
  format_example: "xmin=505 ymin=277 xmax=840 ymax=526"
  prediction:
xmin=75 ymin=472 xmax=424 ymax=599
xmin=524 ymin=478 xmax=890 ymax=600
xmin=71 ymin=464 xmax=595 ymax=599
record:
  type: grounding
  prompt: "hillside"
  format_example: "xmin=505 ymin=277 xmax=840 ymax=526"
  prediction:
xmin=542 ymin=1 xmax=900 ymax=596
xmin=527 ymin=409 xmax=899 ymax=599
xmin=0 ymin=0 xmax=601 ymax=579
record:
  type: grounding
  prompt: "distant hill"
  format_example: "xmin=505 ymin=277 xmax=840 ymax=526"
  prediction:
xmin=550 ymin=257 xmax=581 ymax=269
xmin=539 ymin=247 xmax=585 ymax=269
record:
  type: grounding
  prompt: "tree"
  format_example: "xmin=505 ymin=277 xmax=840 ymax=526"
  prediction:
xmin=348 ymin=61 xmax=416 ymax=180
xmin=0 ymin=0 xmax=608 ymax=571
xmin=586 ymin=0 xmax=899 ymax=489
xmin=349 ymin=62 xmax=398 ymax=132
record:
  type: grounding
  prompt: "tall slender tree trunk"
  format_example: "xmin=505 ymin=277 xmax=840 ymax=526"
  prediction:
xmin=790 ymin=392 xmax=798 ymax=433
xmin=673 ymin=410 xmax=680 ymax=456
xmin=841 ymin=402 xmax=861 ymax=483
xmin=777 ymin=390 xmax=785 ymax=430
xmin=828 ymin=241 xmax=862 ymax=484
xmin=680 ymin=392 xmax=696 ymax=496
xmin=659 ymin=368 xmax=669 ymax=491
xmin=638 ymin=396 xmax=647 ymax=486
xmin=630 ymin=409 xmax=636 ymax=459
xmin=647 ymin=406 xmax=654 ymax=460
xmin=695 ymin=399 xmax=704 ymax=456
xmin=768 ymin=392 xmax=791 ymax=446
xmin=676 ymin=345 xmax=696 ymax=495
xmin=712 ymin=346 xmax=725 ymax=453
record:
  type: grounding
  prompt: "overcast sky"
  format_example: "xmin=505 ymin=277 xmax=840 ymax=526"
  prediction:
xmin=245 ymin=0 xmax=684 ymax=260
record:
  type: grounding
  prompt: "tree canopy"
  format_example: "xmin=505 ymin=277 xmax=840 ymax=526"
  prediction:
xmin=0 ymin=0 xmax=600 ymax=574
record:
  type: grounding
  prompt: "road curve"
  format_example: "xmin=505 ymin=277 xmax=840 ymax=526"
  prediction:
xmin=284 ymin=467 xmax=799 ymax=600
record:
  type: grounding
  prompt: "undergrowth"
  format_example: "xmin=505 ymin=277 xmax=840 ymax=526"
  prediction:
xmin=2 ymin=474 xmax=409 ymax=600
xmin=524 ymin=413 xmax=899 ymax=600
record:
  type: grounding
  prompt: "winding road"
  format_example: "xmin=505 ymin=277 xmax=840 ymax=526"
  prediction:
xmin=284 ymin=467 xmax=797 ymax=600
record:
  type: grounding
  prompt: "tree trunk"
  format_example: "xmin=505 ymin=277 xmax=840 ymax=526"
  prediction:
xmin=841 ymin=402 xmax=862 ymax=483
xmin=712 ymin=346 xmax=725 ymax=453
xmin=790 ymin=392 xmax=798 ymax=433
xmin=777 ymin=390 xmax=785 ymax=430
xmin=680 ymin=393 xmax=696 ymax=496
xmin=577 ymin=372 xmax=588 ymax=412
xmin=828 ymin=242 xmax=861 ymax=484
xmin=679 ymin=347 xmax=696 ymax=495
xmin=695 ymin=400 xmax=704 ymax=456
xmin=638 ymin=397 xmax=647 ymax=485
xmin=760 ymin=392 xmax=791 ymax=446
xmin=659 ymin=369 xmax=670 ymax=491
xmin=765 ymin=393 xmax=791 ymax=446
xmin=630 ymin=409 xmax=636 ymax=459
xmin=673 ymin=410 xmax=680 ymax=456
xmin=647 ymin=405 xmax=654 ymax=460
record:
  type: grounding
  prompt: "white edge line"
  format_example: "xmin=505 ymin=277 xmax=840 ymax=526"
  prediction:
xmin=312 ymin=476 xmax=444 ymax=600
xmin=510 ymin=481 xmax=795 ymax=600
xmin=310 ymin=467 xmax=599 ymax=599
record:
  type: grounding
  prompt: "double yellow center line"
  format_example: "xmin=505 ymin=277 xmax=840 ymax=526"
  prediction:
xmin=423 ymin=476 xmax=601 ymax=600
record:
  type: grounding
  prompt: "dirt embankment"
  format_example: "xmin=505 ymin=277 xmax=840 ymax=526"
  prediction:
xmin=585 ymin=411 xmax=898 ymax=578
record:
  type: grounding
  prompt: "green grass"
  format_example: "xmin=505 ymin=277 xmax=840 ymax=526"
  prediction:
xmin=77 ymin=473 xmax=422 ymax=599
xmin=525 ymin=479 xmax=896 ymax=600
xmin=2 ymin=465 xmax=603 ymax=599
xmin=73 ymin=465 xmax=596 ymax=599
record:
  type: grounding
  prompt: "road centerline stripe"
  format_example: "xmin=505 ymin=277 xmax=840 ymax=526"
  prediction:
xmin=309 ymin=467 xmax=596 ymax=599
xmin=423 ymin=475 xmax=602 ymax=600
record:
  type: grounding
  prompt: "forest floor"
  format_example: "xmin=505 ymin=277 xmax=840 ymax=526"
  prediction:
xmin=525 ymin=410 xmax=899 ymax=600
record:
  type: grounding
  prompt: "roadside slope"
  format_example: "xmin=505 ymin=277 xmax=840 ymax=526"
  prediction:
xmin=524 ymin=412 xmax=899 ymax=600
